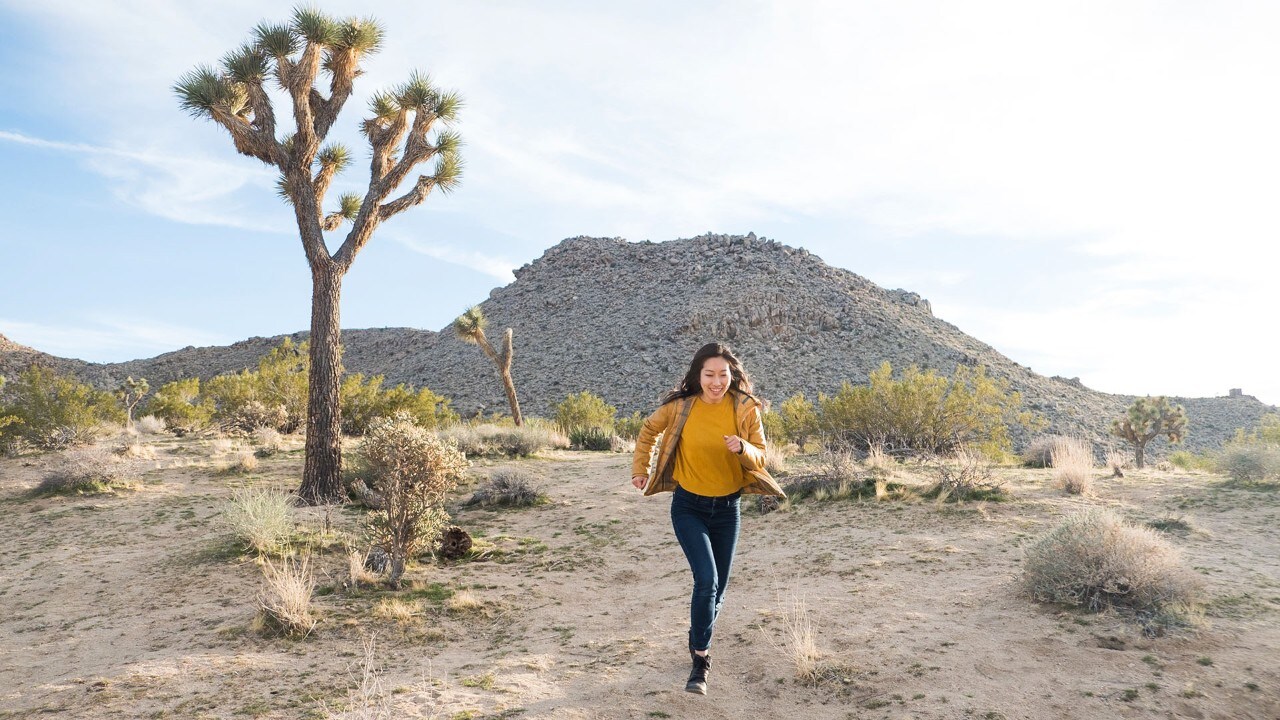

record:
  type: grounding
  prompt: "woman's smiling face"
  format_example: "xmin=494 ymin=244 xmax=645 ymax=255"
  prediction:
xmin=699 ymin=356 xmax=732 ymax=403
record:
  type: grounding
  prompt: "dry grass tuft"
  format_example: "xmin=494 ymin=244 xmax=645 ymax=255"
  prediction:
xmin=1051 ymin=437 xmax=1095 ymax=495
xmin=764 ymin=443 xmax=790 ymax=475
xmin=347 ymin=551 xmax=381 ymax=589
xmin=761 ymin=592 xmax=822 ymax=684
xmin=136 ymin=415 xmax=168 ymax=435
xmin=465 ymin=468 xmax=545 ymax=507
xmin=255 ymin=554 xmax=317 ymax=638
xmin=223 ymin=488 xmax=295 ymax=555
xmin=927 ymin=448 xmax=1005 ymax=501
xmin=864 ymin=442 xmax=893 ymax=473
xmin=220 ymin=450 xmax=259 ymax=474
xmin=252 ymin=426 xmax=284 ymax=456
xmin=1022 ymin=508 xmax=1203 ymax=628
xmin=1105 ymin=449 xmax=1128 ymax=477
xmin=446 ymin=589 xmax=485 ymax=614
xmin=373 ymin=598 xmax=420 ymax=623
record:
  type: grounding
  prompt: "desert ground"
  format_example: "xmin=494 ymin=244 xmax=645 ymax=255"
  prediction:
xmin=1 ymin=434 xmax=1277 ymax=720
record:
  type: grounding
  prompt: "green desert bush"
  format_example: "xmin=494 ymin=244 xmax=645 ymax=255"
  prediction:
xmin=1216 ymin=443 xmax=1280 ymax=484
xmin=202 ymin=339 xmax=309 ymax=433
xmin=1167 ymin=450 xmax=1216 ymax=472
xmin=817 ymin=362 xmax=1037 ymax=457
xmin=777 ymin=393 xmax=819 ymax=448
xmin=569 ymin=426 xmax=613 ymax=451
xmin=222 ymin=488 xmax=296 ymax=555
xmin=1233 ymin=412 xmax=1280 ymax=445
xmin=361 ymin=414 xmax=469 ymax=587
xmin=143 ymin=377 xmax=214 ymax=434
xmin=0 ymin=365 xmax=124 ymax=450
xmin=35 ymin=446 xmax=134 ymax=495
xmin=1051 ymin=437 xmax=1095 ymax=495
xmin=1022 ymin=508 xmax=1203 ymax=621
xmin=554 ymin=391 xmax=616 ymax=434
xmin=465 ymin=468 xmax=546 ymax=507
xmin=614 ymin=410 xmax=645 ymax=440
xmin=340 ymin=372 xmax=457 ymax=435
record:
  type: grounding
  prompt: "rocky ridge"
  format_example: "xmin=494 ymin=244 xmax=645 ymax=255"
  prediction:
xmin=2 ymin=234 xmax=1272 ymax=456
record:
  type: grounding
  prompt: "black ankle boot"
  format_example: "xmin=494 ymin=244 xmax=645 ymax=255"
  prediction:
xmin=685 ymin=653 xmax=711 ymax=695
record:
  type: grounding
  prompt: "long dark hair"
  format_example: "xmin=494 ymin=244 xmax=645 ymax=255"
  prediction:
xmin=661 ymin=342 xmax=754 ymax=404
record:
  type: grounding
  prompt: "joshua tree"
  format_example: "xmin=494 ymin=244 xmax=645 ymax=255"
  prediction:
xmin=116 ymin=376 xmax=150 ymax=430
xmin=1110 ymin=396 xmax=1188 ymax=469
xmin=175 ymin=8 xmax=462 ymax=503
xmin=452 ymin=306 xmax=522 ymax=426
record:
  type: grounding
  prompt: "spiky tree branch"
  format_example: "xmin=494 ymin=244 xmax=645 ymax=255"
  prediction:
xmin=452 ymin=306 xmax=523 ymax=425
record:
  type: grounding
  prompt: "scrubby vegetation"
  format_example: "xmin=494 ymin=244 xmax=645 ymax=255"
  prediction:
xmin=814 ymin=362 xmax=1037 ymax=457
xmin=1051 ymin=437 xmax=1094 ymax=495
xmin=438 ymin=422 xmax=567 ymax=458
xmin=465 ymin=468 xmax=546 ymax=507
xmin=222 ymin=488 xmax=296 ymax=555
xmin=554 ymin=391 xmax=617 ymax=435
xmin=360 ymin=414 xmax=469 ymax=587
xmin=1023 ymin=508 xmax=1202 ymax=626
xmin=1217 ymin=413 xmax=1280 ymax=484
xmin=0 ymin=365 xmax=124 ymax=451
xmin=34 ymin=446 xmax=136 ymax=496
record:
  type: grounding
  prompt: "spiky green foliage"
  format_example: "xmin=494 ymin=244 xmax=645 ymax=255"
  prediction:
xmin=292 ymin=6 xmax=340 ymax=44
xmin=254 ymin=22 xmax=299 ymax=57
xmin=397 ymin=71 xmax=436 ymax=109
xmin=337 ymin=192 xmax=362 ymax=220
xmin=452 ymin=305 xmax=488 ymax=341
xmin=433 ymin=152 xmax=463 ymax=194
xmin=1110 ymin=396 xmax=1188 ymax=469
xmin=317 ymin=143 xmax=352 ymax=172
xmin=817 ymin=362 xmax=1037 ymax=457
xmin=174 ymin=65 xmax=247 ymax=118
xmin=332 ymin=16 xmax=384 ymax=53
xmin=433 ymin=90 xmax=463 ymax=122
xmin=222 ymin=43 xmax=269 ymax=83
xmin=368 ymin=91 xmax=398 ymax=122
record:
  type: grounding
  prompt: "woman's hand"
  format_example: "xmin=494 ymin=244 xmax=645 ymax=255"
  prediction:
xmin=723 ymin=435 xmax=744 ymax=454
xmin=631 ymin=475 xmax=647 ymax=490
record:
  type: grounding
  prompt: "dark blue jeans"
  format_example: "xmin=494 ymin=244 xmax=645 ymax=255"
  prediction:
xmin=670 ymin=484 xmax=741 ymax=652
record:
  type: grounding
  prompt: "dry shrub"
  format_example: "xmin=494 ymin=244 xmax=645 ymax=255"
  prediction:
xmin=466 ymin=468 xmax=545 ymax=507
xmin=223 ymin=488 xmax=295 ymax=555
xmin=783 ymin=448 xmax=861 ymax=501
xmin=764 ymin=443 xmax=789 ymax=475
xmin=210 ymin=437 xmax=235 ymax=455
xmin=252 ymin=426 xmax=284 ymax=456
xmin=1217 ymin=443 xmax=1280 ymax=484
xmin=362 ymin=415 xmax=468 ymax=587
xmin=116 ymin=439 xmax=157 ymax=461
xmin=609 ymin=434 xmax=635 ymax=453
xmin=1051 ymin=437 xmax=1095 ymax=495
xmin=1023 ymin=434 xmax=1070 ymax=467
xmin=927 ymin=448 xmax=1005 ymax=501
xmin=439 ymin=423 xmax=567 ymax=458
xmin=347 ymin=551 xmax=381 ymax=589
xmin=864 ymin=442 xmax=893 ymax=472
xmin=322 ymin=637 xmax=399 ymax=720
xmin=36 ymin=446 xmax=133 ymax=495
xmin=1022 ymin=508 xmax=1203 ymax=623
xmin=1105 ymin=449 xmax=1128 ymax=478
xmin=220 ymin=450 xmax=259 ymax=474
xmin=255 ymin=554 xmax=316 ymax=638
xmin=374 ymin=598 xmax=420 ymax=623
xmin=136 ymin=415 xmax=168 ymax=435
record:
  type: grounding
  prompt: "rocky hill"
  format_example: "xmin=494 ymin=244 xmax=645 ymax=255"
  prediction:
xmin=3 ymin=234 xmax=1272 ymax=455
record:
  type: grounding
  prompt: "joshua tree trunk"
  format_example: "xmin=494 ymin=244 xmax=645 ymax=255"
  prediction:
xmin=300 ymin=264 xmax=345 ymax=503
xmin=1135 ymin=440 xmax=1147 ymax=470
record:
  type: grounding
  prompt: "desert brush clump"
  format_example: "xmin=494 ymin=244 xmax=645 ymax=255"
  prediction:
xmin=1111 ymin=396 xmax=1188 ymax=469
xmin=35 ymin=446 xmax=135 ymax=496
xmin=252 ymin=426 xmax=285 ymax=456
xmin=1216 ymin=443 xmax=1280 ymax=484
xmin=0 ymin=365 xmax=124 ymax=451
xmin=254 ymin=554 xmax=317 ymax=638
xmin=1022 ymin=508 xmax=1203 ymax=626
xmin=783 ymin=449 xmax=862 ymax=501
xmin=926 ymin=448 xmax=1005 ymax=501
xmin=1023 ymin=434 xmax=1071 ymax=468
xmin=360 ymin=414 xmax=468 ymax=588
xmin=568 ymin=426 xmax=613 ymax=451
xmin=340 ymin=372 xmax=457 ymax=435
xmin=135 ymin=414 xmax=168 ymax=435
xmin=1105 ymin=449 xmax=1128 ymax=477
xmin=438 ymin=422 xmax=566 ymax=457
xmin=143 ymin=377 xmax=214 ymax=434
xmin=1051 ymin=437 xmax=1095 ymax=495
xmin=465 ymin=468 xmax=546 ymax=507
xmin=776 ymin=393 xmax=820 ymax=448
xmin=222 ymin=487 xmax=297 ymax=555
xmin=221 ymin=450 xmax=260 ymax=474
xmin=554 ymin=391 xmax=617 ymax=435
xmin=816 ymin=361 xmax=1038 ymax=457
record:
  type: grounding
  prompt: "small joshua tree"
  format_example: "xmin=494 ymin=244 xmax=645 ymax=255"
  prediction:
xmin=452 ymin=306 xmax=522 ymax=426
xmin=1111 ymin=396 xmax=1188 ymax=469
xmin=116 ymin=376 xmax=150 ymax=431
xmin=360 ymin=414 xmax=468 ymax=588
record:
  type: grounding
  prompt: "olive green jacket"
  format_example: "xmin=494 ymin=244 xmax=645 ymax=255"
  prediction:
xmin=631 ymin=390 xmax=785 ymax=497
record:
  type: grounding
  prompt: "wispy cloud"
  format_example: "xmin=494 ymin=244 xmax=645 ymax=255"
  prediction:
xmin=385 ymin=231 xmax=516 ymax=282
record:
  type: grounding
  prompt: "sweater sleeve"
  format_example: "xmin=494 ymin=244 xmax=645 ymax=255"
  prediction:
xmin=631 ymin=403 xmax=670 ymax=477
xmin=736 ymin=403 xmax=767 ymax=473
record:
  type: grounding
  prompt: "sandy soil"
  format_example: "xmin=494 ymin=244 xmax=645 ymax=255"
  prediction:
xmin=0 ymin=437 xmax=1277 ymax=719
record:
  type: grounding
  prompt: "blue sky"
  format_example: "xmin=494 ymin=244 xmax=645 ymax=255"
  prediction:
xmin=1 ymin=1 xmax=1277 ymax=405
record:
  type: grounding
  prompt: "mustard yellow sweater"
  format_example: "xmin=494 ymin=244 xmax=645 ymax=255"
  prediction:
xmin=672 ymin=397 xmax=744 ymax=496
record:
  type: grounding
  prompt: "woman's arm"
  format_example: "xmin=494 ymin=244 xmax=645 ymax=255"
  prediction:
xmin=631 ymin=403 xmax=671 ymax=480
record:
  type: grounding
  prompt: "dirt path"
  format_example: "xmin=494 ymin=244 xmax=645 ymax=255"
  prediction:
xmin=1 ymin=443 xmax=1276 ymax=719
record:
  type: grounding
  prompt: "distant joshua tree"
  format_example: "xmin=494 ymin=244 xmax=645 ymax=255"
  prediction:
xmin=1111 ymin=396 xmax=1188 ymax=469
xmin=116 ymin=376 xmax=150 ymax=430
xmin=175 ymin=7 xmax=463 ymax=503
xmin=452 ymin=306 xmax=523 ymax=426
